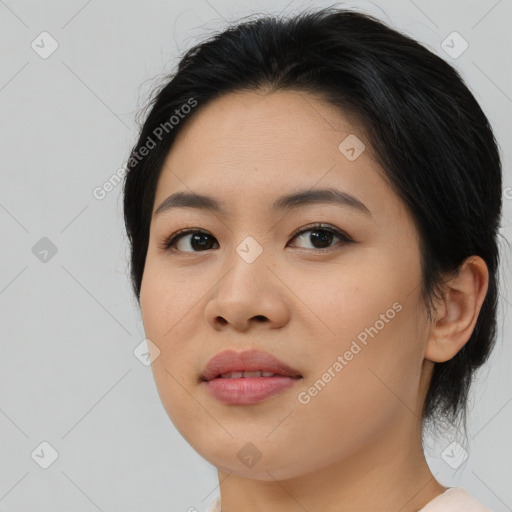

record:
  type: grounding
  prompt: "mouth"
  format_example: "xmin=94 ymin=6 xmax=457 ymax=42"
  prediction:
xmin=213 ymin=370 xmax=293 ymax=378
xmin=200 ymin=349 xmax=302 ymax=405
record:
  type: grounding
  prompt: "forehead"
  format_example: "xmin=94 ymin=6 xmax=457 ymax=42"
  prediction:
xmin=153 ymin=89 xmax=398 ymax=221
xmin=168 ymin=89 xmax=368 ymax=166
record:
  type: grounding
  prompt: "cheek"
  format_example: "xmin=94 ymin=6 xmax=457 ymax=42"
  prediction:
xmin=140 ymin=258 xmax=202 ymax=343
xmin=140 ymin=269 xmax=202 ymax=439
xmin=301 ymin=293 xmax=426 ymax=435
xmin=284 ymin=303 xmax=425 ymax=475
xmin=282 ymin=256 xmax=409 ymax=347
xmin=292 ymin=255 xmax=426 ymax=414
xmin=139 ymin=261 xmax=203 ymax=403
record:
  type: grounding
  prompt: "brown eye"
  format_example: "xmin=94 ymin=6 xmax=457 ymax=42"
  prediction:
xmin=289 ymin=223 xmax=352 ymax=251
xmin=162 ymin=229 xmax=218 ymax=252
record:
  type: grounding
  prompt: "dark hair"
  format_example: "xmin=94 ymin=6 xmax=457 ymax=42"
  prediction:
xmin=123 ymin=6 xmax=502 ymax=435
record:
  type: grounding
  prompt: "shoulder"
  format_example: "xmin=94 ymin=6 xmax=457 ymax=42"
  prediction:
xmin=419 ymin=487 xmax=492 ymax=512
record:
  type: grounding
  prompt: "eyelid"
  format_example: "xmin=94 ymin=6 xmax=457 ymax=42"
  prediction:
xmin=288 ymin=223 xmax=350 ymax=241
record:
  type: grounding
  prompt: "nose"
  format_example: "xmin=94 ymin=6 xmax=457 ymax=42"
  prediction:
xmin=203 ymin=243 xmax=291 ymax=333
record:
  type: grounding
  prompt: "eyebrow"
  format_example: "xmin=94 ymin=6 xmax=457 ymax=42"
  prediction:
xmin=154 ymin=188 xmax=371 ymax=217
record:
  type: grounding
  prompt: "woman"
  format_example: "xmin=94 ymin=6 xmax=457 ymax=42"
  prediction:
xmin=123 ymin=7 xmax=502 ymax=511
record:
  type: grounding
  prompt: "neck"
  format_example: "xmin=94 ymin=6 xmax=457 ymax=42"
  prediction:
xmin=215 ymin=413 xmax=445 ymax=512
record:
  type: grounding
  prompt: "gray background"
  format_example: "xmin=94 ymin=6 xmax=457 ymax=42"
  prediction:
xmin=0 ymin=0 xmax=511 ymax=510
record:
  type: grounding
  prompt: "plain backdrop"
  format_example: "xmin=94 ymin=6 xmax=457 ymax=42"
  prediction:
xmin=0 ymin=0 xmax=511 ymax=511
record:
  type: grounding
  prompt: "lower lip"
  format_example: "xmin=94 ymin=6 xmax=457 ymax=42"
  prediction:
xmin=203 ymin=376 xmax=300 ymax=405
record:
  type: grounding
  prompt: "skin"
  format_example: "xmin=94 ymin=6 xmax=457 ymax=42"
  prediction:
xmin=139 ymin=89 xmax=489 ymax=512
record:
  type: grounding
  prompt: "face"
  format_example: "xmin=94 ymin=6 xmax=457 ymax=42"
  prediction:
xmin=139 ymin=89 xmax=434 ymax=480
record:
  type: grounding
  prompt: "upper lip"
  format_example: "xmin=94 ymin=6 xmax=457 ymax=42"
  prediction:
xmin=200 ymin=349 xmax=302 ymax=381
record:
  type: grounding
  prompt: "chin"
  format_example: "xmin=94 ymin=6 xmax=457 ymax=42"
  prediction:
xmin=194 ymin=440 xmax=311 ymax=481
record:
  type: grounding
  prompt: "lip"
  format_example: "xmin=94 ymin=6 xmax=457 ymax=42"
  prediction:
xmin=201 ymin=349 xmax=302 ymax=381
xmin=200 ymin=349 xmax=302 ymax=405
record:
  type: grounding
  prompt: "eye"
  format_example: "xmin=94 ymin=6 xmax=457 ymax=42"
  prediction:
xmin=160 ymin=228 xmax=219 ymax=253
xmin=289 ymin=223 xmax=352 ymax=251
xmin=160 ymin=223 xmax=353 ymax=253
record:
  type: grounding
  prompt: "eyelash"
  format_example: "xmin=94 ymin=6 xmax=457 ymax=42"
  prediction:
xmin=159 ymin=223 xmax=353 ymax=253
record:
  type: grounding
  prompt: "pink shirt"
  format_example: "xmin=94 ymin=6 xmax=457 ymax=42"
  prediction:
xmin=418 ymin=487 xmax=491 ymax=511
xmin=205 ymin=487 xmax=492 ymax=511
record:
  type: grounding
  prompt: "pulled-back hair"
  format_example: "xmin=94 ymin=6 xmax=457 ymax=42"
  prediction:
xmin=123 ymin=6 xmax=503 ymax=434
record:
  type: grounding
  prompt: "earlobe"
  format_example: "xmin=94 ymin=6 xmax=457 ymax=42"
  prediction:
xmin=424 ymin=256 xmax=489 ymax=363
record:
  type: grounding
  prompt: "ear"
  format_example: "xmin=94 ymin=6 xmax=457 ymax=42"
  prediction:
xmin=424 ymin=256 xmax=489 ymax=363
